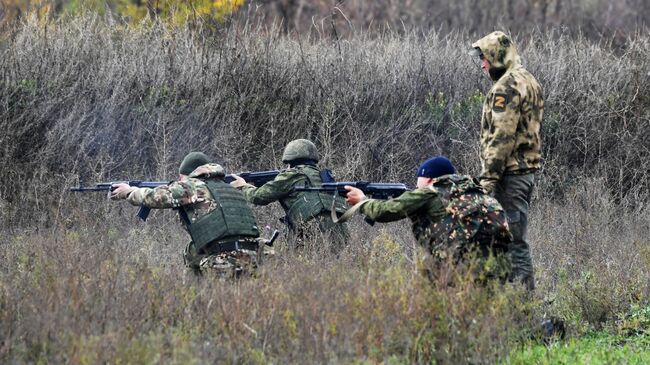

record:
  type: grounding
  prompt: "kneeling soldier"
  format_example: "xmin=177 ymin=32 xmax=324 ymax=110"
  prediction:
xmin=230 ymin=139 xmax=349 ymax=252
xmin=345 ymin=156 xmax=512 ymax=281
xmin=111 ymin=152 xmax=262 ymax=278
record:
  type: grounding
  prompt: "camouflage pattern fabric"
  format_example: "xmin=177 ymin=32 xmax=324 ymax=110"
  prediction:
xmin=360 ymin=186 xmax=447 ymax=247
xmin=239 ymin=165 xmax=349 ymax=251
xmin=426 ymin=175 xmax=511 ymax=261
xmin=472 ymin=31 xmax=543 ymax=193
xmin=125 ymin=163 xmax=226 ymax=213
xmin=123 ymin=163 xmax=262 ymax=277
xmin=360 ymin=174 xmax=511 ymax=278
xmin=184 ymin=241 xmax=260 ymax=279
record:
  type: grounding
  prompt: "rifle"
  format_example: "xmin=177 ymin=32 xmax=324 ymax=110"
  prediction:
xmin=223 ymin=170 xmax=279 ymax=185
xmin=293 ymin=181 xmax=409 ymax=199
xmin=70 ymin=170 xmax=280 ymax=221
xmin=70 ymin=180 xmax=169 ymax=193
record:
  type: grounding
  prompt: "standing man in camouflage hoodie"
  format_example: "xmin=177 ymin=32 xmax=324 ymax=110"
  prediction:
xmin=110 ymin=152 xmax=262 ymax=278
xmin=469 ymin=31 xmax=543 ymax=291
xmin=230 ymin=139 xmax=349 ymax=252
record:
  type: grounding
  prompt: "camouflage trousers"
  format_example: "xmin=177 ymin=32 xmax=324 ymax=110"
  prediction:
xmin=494 ymin=173 xmax=536 ymax=291
xmin=183 ymin=240 xmax=264 ymax=279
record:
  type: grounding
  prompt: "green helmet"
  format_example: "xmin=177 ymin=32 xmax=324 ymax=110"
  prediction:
xmin=179 ymin=152 xmax=210 ymax=175
xmin=282 ymin=139 xmax=319 ymax=164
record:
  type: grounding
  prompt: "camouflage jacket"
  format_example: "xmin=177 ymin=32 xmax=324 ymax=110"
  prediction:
xmin=240 ymin=164 xmax=347 ymax=223
xmin=360 ymin=184 xmax=447 ymax=248
xmin=473 ymin=31 xmax=543 ymax=192
xmin=360 ymin=174 xmax=511 ymax=255
xmin=240 ymin=165 xmax=312 ymax=208
xmin=124 ymin=163 xmax=225 ymax=222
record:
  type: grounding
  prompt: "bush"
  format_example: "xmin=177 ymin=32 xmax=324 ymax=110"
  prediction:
xmin=1 ymin=16 xmax=649 ymax=226
xmin=0 ymin=14 xmax=649 ymax=363
xmin=0 ymin=226 xmax=537 ymax=363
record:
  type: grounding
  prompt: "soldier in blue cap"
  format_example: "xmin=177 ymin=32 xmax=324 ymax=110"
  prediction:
xmin=345 ymin=156 xmax=512 ymax=280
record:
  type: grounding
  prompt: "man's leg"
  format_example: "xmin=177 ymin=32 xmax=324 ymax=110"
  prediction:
xmin=183 ymin=241 xmax=203 ymax=276
xmin=317 ymin=215 xmax=350 ymax=255
xmin=494 ymin=174 xmax=535 ymax=291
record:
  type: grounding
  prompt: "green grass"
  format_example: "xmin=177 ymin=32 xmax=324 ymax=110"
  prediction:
xmin=502 ymin=332 xmax=650 ymax=365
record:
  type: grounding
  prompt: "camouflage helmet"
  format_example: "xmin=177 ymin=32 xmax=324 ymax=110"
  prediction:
xmin=470 ymin=31 xmax=520 ymax=71
xmin=282 ymin=139 xmax=319 ymax=164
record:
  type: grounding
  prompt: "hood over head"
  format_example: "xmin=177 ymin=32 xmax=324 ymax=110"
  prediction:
xmin=471 ymin=31 xmax=520 ymax=79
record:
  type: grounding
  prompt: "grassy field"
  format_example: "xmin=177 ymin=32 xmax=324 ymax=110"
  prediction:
xmin=505 ymin=331 xmax=650 ymax=365
xmin=1 ymin=13 xmax=649 ymax=364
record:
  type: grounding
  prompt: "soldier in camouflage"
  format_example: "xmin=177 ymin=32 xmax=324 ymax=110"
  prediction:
xmin=345 ymin=157 xmax=512 ymax=280
xmin=469 ymin=31 xmax=543 ymax=291
xmin=110 ymin=152 xmax=263 ymax=279
xmin=230 ymin=139 xmax=349 ymax=252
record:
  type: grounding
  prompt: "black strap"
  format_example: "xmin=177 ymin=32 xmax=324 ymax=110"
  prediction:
xmin=319 ymin=169 xmax=336 ymax=183
xmin=202 ymin=238 xmax=259 ymax=255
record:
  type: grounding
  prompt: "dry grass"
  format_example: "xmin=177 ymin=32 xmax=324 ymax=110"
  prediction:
xmin=1 ymin=16 xmax=649 ymax=226
xmin=0 ymin=15 xmax=649 ymax=364
xmin=1 ymin=224 xmax=536 ymax=363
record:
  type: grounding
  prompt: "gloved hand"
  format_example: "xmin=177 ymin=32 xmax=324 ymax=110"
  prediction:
xmin=229 ymin=174 xmax=249 ymax=189
xmin=110 ymin=183 xmax=137 ymax=200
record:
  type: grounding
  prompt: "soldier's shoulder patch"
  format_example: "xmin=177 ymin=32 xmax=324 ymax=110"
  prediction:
xmin=492 ymin=93 xmax=509 ymax=112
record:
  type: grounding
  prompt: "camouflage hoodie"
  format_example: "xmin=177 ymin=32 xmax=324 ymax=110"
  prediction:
xmin=472 ymin=31 xmax=543 ymax=192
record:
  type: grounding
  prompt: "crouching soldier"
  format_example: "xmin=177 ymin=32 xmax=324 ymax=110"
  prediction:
xmin=110 ymin=152 xmax=263 ymax=278
xmin=345 ymin=156 xmax=512 ymax=281
xmin=230 ymin=139 xmax=349 ymax=253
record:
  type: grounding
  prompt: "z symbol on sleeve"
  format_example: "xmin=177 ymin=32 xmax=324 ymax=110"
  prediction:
xmin=493 ymin=93 xmax=509 ymax=112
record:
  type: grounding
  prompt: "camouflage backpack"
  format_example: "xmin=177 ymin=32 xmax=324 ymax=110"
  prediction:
xmin=428 ymin=175 xmax=511 ymax=259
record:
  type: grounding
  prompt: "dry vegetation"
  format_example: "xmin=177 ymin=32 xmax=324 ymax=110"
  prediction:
xmin=254 ymin=0 xmax=649 ymax=40
xmin=0 ymin=11 xmax=649 ymax=364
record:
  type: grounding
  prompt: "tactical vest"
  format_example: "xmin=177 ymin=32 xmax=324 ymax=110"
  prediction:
xmin=285 ymin=165 xmax=348 ymax=226
xmin=181 ymin=179 xmax=259 ymax=253
xmin=428 ymin=175 xmax=511 ymax=254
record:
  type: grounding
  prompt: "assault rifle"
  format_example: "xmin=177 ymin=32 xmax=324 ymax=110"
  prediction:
xmin=293 ymin=181 xmax=409 ymax=199
xmin=70 ymin=180 xmax=169 ymax=193
xmin=223 ymin=170 xmax=279 ymax=185
xmin=70 ymin=170 xmax=279 ymax=221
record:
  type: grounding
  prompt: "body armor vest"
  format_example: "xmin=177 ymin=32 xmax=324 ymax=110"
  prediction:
xmin=285 ymin=166 xmax=347 ymax=226
xmin=182 ymin=179 xmax=259 ymax=253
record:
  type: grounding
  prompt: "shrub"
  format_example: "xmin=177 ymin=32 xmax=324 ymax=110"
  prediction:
xmin=1 ymin=16 xmax=649 ymax=226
